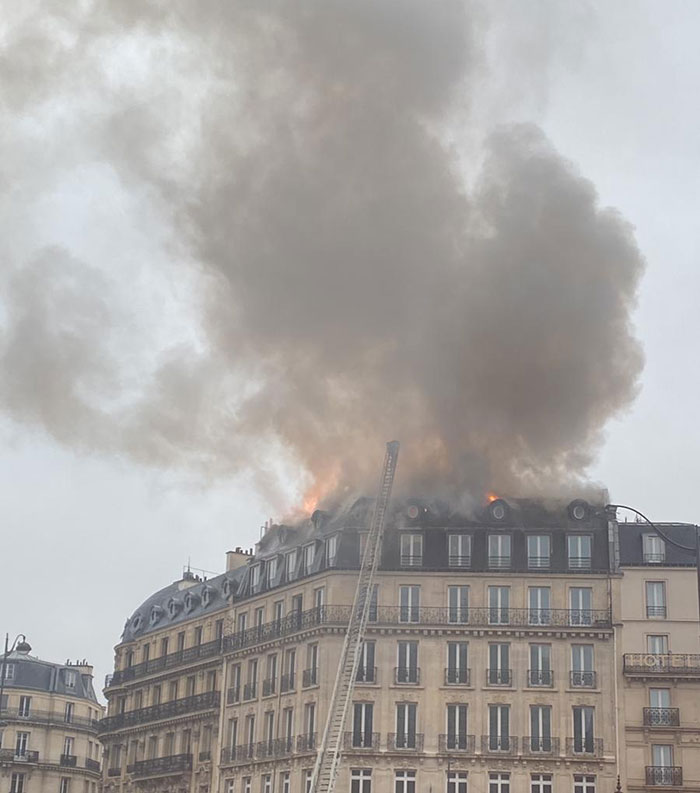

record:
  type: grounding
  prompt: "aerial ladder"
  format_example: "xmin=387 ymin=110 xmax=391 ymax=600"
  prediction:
xmin=309 ymin=441 xmax=400 ymax=793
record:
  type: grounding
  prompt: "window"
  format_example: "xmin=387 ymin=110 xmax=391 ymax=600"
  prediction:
xmin=446 ymin=642 xmax=469 ymax=685
xmin=446 ymin=704 xmax=469 ymax=749
xmin=357 ymin=641 xmax=376 ymax=683
xmin=569 ymin=587 xmax=593 ymax=625
xmin=262 ymin=775 xmax=272 ymax=793
xmin=65 ymin=670 xmax=76 ymax=689
xmin=397 ymin=641 xmax=419 ymax=683
xmin=643 ymin=533 xmax=665 ymax=563
xmin=282 ymin=707 xmax=294 ymax=750
xmin=530 ymin=775 xmax=552 ymax=793
xmin=244 ymin=779 xmax=252 ymax=793
xmin=160 ymin=637 xmax=169 ymax=656
xmin=303 ymin=770 xmax=312 ymax=793
xmin=351 ymin=769 xmax=372 ymax=793
xmin=652 ymin=745 xmax=675 ymax=783
xmin=568 ymin=535 xmax=592 ymax=569
xmin=488 ymin=586 xmax=509 ymax=624
xmin=264 ymin=711 xmax=275 ymax=752
xmin=646 ymin=581 xmax=667 ymax=618
xmin=3 ymin=664 xmax=15 ymax=680
xmin=18 ymin=696 xmax=31 ymax=717
xmin=65 ymin=702 xmax=74 ymax=723
xmin=488 ymin=705 xmax=511 ymax=750
xmin=10 ymin=774 xmax=24 ymax=793
xmin=177 ymin=632 xmax=186 ymax=652
xmin=226 ymin=781 xmax=235 ymax=793
xmin=573 ymin=775 xmax=596 ymax=793
xmin=487 ymin=643 xmax=510 ymax=685
xmin=399 ymin=585 xmax=420 ymax=623
xmin=304 ymin=702 xmax=316 ymax=740
xmin=448 ymin=534 xmax=471 ymax=567
xmin=400 ymin=533 xmax=423 ymax=566
xmin=194 ymin=626 xmax=203 ymax=645
xmin=237 ymin=612 xmax=248 ymax=634
xmin=285 ymin=649 xmax=297 ymax=690
xmin=527 ymin=535 xmax=550 ymax=569
xmin=286 ymin=550 xmax=297 ymax=580
xmin=650 ymin=688 xmax=671 ymax=711
xmin=529 ymin=705 xmax=552 ymax=752
xmin=352 ymin=703 xmax=374 ymax=748
xmin=395 ymin=770 xmax=416 ymax=793
xmin=250 ymin=564 xmax=261 ymax=593
xmin=528 ymin=644 xmax=552 ymax=686
xmin=572 ymin=705 xmax=595 ymax=753
xmin=395 ymin=703 xmax=417 ymax=748
xmin=368 ymin=584 xmax=378 ymax=623
xmin=273 ymin=600 xmax=284 ymax=625
xmin=186 ymin=675 xmax=196 ymax=697
xmin=326 ymin=535 xmax=338 ymax=567
xmin=267 ymin=557 xmax=278 ymax=584
xmin=571 ymin=644 xmax=595 ymax=687
xmin=302 ymin=544 xmax=315 ymax=575
xmin=447 ymin=771 xmax=468 ymax=793
xmin=281 ymin=772 xmax=290 ymax=793
xmin=528 ymin=587 xmax=551 ymax=625
xmin=314 ymin=587 xmax=325 ymax=611
xmin=489 ymin=773 xmax=510 ymax=793
xmin=448 ymin=585 xmax=469 ymax=624
xmin=647 ymin=634 xmax=669 ymax=654
xmin=488 ymin=534 xmax=511 ymax=568
xmin=245 ymin=715 xmax=255 ymax=753
xmin=16 ymin=732 xmax=29 ymax=757
xmin=305 ymin=643 xmax=319 ymax=686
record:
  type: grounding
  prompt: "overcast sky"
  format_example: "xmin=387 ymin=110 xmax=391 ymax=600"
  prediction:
xmin=1 ymin=1 xmax=699 ymax=697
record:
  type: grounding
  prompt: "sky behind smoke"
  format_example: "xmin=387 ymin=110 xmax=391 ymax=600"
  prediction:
xmin=1 ymin=1 xmax=699 ymax=693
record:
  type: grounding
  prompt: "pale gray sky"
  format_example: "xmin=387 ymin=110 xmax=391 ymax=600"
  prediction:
xmin=1 ymin=1 xmax=699 ymax=696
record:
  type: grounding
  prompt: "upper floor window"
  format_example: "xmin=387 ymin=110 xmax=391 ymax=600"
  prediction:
xmin=574 ymin=776 xmax=596 ymax=793
xmin=448 ymin=534 xmax=471 ymax=567
xmin=250 ymin=565 xmax=262 ymax=592
xmin=448 ymin=585 xmax=469 ymax=624
xmin=400 ymin=533 xmax=423 ymax=567
xmin=326 ymin=535 xmax=338 ymax=567
xmin=65 ymin=670 xmax=76 ymax=689
xmin=531 ymin=775 xmax=553 ymax=793
xmin=447 ymin=772 xmax=468 ymax=793
xmin=488 ymin=586 xmax=510 ymax=625
xmin=267 ymin=557 xmax=278 ymax=585
xmin=646 ymin=581 xmax=667 ymax=618
xmin=569 ymin=587 xmax=593 ymax=625
xmin=643 ymin=534 xmax=665 ymax=564
xmin=527 ymin=535 xmax=550 ymax=569
xmin=18 ymin=696 xmax=31 ymax=717
xmin=351 ymin=769 xmax=372 ymax=793
xmin=572 ymin=705 xmax=595 ymax=754
xmin=3 ymin=663 xmax=15 ymax=680
xmin=488 ymin=534 xmax=511 ymax=569
xmin=647 ymin=634 xmax=669 ymax=654
xmin=568 ymin=535 xmax=592 ymax=569
xmin=286 ymin=550 xmax=297 ymax=581
xmin=302 ymin=544 xmax=315 ymax=576
xmin=399 ymin=585 xmax=420 ymax=623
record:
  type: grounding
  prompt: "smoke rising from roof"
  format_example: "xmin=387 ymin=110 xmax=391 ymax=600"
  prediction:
xmin=0 ymin=2 xmax=644 ymax=510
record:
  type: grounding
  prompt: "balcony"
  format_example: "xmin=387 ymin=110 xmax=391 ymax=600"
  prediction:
xmin=220 ymin=745 xmax=254 ymax=765
xmin=85 ymin=758 xmax=101 ymax=773
xmin=400 ymin=555 xmax=423 ymax=567
xmin=256 ymin=738 xmax=295 ymax=760
xmin=527 ymin=669 xmax=553 ymax=687
xmin=302 ymin=667 xmax=318 ymax=687
xmin=386 ymin=733 xmax=424 ymax=751
xmin=296 ymin=734 xmax=317 ymax=753
xmin=109 ymin=639 xmax=221 ymax=686
xmin=243 ymin=682 xmax=257 ymax=701
xmin=0 ymin=707 xmax=99 ymax=731
xmin=438 ymin=735 xmax=475 ymax=753
xmin=394 ymin=667 xmax=420 ymax=685
xmin=280 ymin=673 xmax=295 ymax=693
xmin=198 ymin=751 xmax=211 ymax=762
xmin=0 ymin=750 xmax=39 ymax=763
xmin=481 ymin=736 xmax=518 ymax=755
xmin=343 ymin=732 xmax=380 ymax=750
xmin=127 ymin=753 xmax=192 ymax=778
xmin=107 ymin=767 xmax=121 ymax=777
xmin=647 ymin=605 xmax=668 ymax=618
xmin=227 ymin=686 xmax=240 ymax=705
xmin=646 ymin=767 xmax=682 ymax=786
xmin=643 ymin=553 xmax=666 ymax=564
xmin=486 ymin=668 xmax=512 ymax=686
xmin=570 ymin=670 xmax=596 ymax=688
xmin=624 ymin=654 xmax=700 ymax=677
xmin=566 ymin=738 xmax=603 ymax=758
xmin=521 ymin=737 xmax=560 ymax=756
xmin=60 ymin=754 xmax=77 ymax=767
xmin=356 ymin=666 xmax=376 ymax=684
xmin=448 ymin=555 xmax=471 ymax=568
xmin=488 ymin=555 xmax=511 ymax=570
xmin=98 ymin=691 xmax=220 ymax=733
xmin=445 ymin=668 xmax=470 ymax=686
xmin=528 ymin=556 xmax=551 ymax=569
xmin=568 ymin=556 xmax=592 ymax=570
xmin=262 ymin=678 xmax=276 ymax=697
xmin=643 ymin=708 xmax=680 ymax=727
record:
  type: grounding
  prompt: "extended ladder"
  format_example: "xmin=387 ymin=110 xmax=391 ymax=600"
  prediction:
xmin=309 ymin=441 xmax=400 ymax=793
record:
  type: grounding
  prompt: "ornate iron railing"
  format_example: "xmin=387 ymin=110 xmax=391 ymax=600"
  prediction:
xmin=85 ymin=758 xmax=101 ymax=772
xmin=394 ymin=666 xmax=420 ymax=684
xmin=356 ymin=666 xmax=376 ymax=683
xmin=226 ymin=686 xmax=240 ymax=704
xmin=643 ymin=707 xmax=680 ymax=727
xmin=98 ymin=691 xmax=219 ymax=733
xmin=445 ymin=668 xmax=470 ymax=685
xmin=60 ymin=754 xmax=77 ymax=767
xmin=127 ymin=753 xmax=192 ymax=777
xmin=343 ymin=732 xmax=380 ymax=750
xmin=624 ymin=654 xmax=700 ymax=675
xmin=296 ymin=733 xmax=317 ymax=753
xmin=109 ymin=640 xmax=222 ymax=686
xmin=566 ymin=738 xmax=603 ymax=757
xmin=481 ymin=736 xmax=518 ymax=755
xmin=302 ymin=667 xmax=318 ymax=687
xmin=521 ymin=737 xmax=560 ymax=756
xmin=386 ymin=733 xmax=424 ymax=751
xmin=262 ymin=678 xmax=276 ymax=696
xmin=570 ymin=670 xmax=596 ymax=687
xmin=0 ymin=707 xmax=99 ymax=731
xmin=438 ymin=734 xmax=475 ymax=753
xmin=280 ymin=673 xmax=295 ymax=692
xmin=486 ymin=668 xmax=512 ymax=686
xmin=527 ymin=669 xmax=553 ymax=687
xmin=0 ymin=750 xmax=39 ymax=763
xmin=646 ymin=767 xmax=682 ymax=786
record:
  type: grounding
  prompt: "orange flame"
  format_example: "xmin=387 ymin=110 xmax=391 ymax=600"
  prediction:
xmin=301 ymin=464 xmax=342 ymax=516
xmin=486 ymin=491 xmax=499 ymax=503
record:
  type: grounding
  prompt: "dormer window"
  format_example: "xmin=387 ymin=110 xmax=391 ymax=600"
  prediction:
xmin=222 ymin=578 xmax=233 ymax=599
xmin=184 ymin=592 xmax=199 ymax=613
xmin=150 ymin=606 xmax=163 ymax=626
xmin=3 ymin=663 xmax=15 ymax=680
xmin=400 ymin=533 xmax=423 ymax=567
xmin=201 ymin=586 xmax=213 ymax=607
xmin=65 ymin=670 xmax=76 ymax=689
xmin=167 ymin=599 xmax=181 ymax=619
xmin=251 ymin=565 xmax=262 ymax=593
xmin=267 ymin=558 xmax=278 ymax=585
xmin=131 ymin=614 xmax=143 ymax=632
xmin=286 ymin=550 xmax=298 ymax=581
xmin=326 ymin=536 xmax=338 ymax=568
xmin=302 ymin=544 xmax=315 ymax=576
xmin=643 ymin=534 xmax=665 ymax=564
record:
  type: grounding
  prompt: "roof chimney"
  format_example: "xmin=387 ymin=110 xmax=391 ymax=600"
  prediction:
xmin=226 ymin=548 xmax=252 ymax=571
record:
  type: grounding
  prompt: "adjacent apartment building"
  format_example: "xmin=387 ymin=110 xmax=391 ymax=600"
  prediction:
xmin=0 ymin=642 xmax=103 ymax=793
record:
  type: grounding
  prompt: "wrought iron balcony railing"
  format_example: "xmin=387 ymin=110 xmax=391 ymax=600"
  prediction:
xmin=85 ymin=758 xmax=101 ymax=773
xmin=262 ymin=678 xmax=276 ymax=697
xmin=0 ymin=707 xmax=99 ymax=731
xmin=570 ymin=670 xmax=596 ymax=688
xmin=527 ymin=669 xmax=553 ymax=687
xmin=481 ymin=735 xmax=518 ymax=755
xmin=296 ymin=733 xmax=317 ymax=753
xmin=280 ymin=673 xmax=295 ymax=692
xmin=60 ymin=754 xmax=77 ymax=767
xmin=445 ymin=667 xmax=470 ymax=685
xmin=438 ymin=734 xmax=475 ymax=753
xmin=624 ymin=653 xmax=700 ymax=675
xmin=448 ymin=555 xmax=471 ymax=568
xmin=0 ymin=750 xmax=39 ymax=763
xmin=98 ymin=691 xmax=220 ymax=733
xmin=488 ymin=555 xmax=511 ymax=569
xmin=646 ymin=766 xmax=682 ymax=786
xmin=243 ymin=682 xmax=257 ymax=701
xmin=566 ymin=738 xmax=603 ymax=757
xmin=127 ymin=753 xmax=192 ymax=777
xmin=486 ymin=668 xmax=512 ymax=686
xmin=343 ymin=732 xmax=380 ymax=750
xmin=220 ymin=744 xmax=254 ymax=765
xmin=302 ymin=667 xmax=318 ymax=687
xmin=394 ymin=666 xmax=420 ymax=685
xmin=255 ymin=738 xmax=294 ymax=760
xmin=386 ymin=733 xmax=424 ymax=751
xmin=198 ymin=751 xmax=211 ymax=762
xmin=527 ymin=556 xmax=551 ymax=569
xmin=521 ymin=737 xmax=560 ymax=756
xmin=226 ymin=686 xmax=240 ymax=704
xmin=643 ymin=707 xmax=680 ymax=727
xmin=107 ymin=767 xmax=121 ymax=777
xmin=109 ymin=639 xmax=221 ymax=686
xmin=356 ymin=666 xmax=376 ymax=684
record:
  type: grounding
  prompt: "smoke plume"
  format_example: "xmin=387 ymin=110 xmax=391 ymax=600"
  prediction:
xmin=0 ymin=2 xmax=644 ymax=510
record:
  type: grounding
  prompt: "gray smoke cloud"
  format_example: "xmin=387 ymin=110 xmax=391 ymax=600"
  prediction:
xmin=0 ymin=2 xmax=644 ymax=511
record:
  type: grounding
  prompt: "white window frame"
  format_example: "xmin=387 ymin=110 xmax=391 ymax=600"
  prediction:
xmin=528 ymin=586 xmax=551 ymax=625
xmin=447 ymin=771 xmax=468 ymax=793
xmin=400 ymin=533 xmax=423 ymax=566
xmin=65 ymin=670 xmax=76 ymax=689
xmin=573 ymin=775 xmax=596 ymax=793
xmin=448 ymin=534 xmax=471 ymax=567
xmin=488 ymin=534 xmax=511 ymax=569
xmin=527 ymin=535 xmax=551 ymax=568
xmin=350 ymin=768 xmax=372 ymax=793
xmin=488 ymin=772 xmax=510 ymax=793
xmin=448 ymin=585 xmax=469 ymax=624
xmin=286 ymin=550 xmax=297 ymax=580
xmin=326 ymin=535 xmax=338 ymax=567
xmin=488 ymin=586 xmax=510 ymax=625
xmin=643 ymin=533 xmax=665 ymax=563
xmin=399 ymin=585 xmax=420 ymax=623
xmin=568 ymin=534 xmax=592 ymax=569
xmin=530 ymin=774 xmax=552 ymax=793
xmin=4 ymin=664 xmax=15 ymax=681
xmin=646 ymin=581 xmax=667 ymax=618
xmin=647 ymin=634 xmax=669 ymax=654
xmin=569 ymin=587 xmax=593 ymax=625
xmin=395 ymin=770 xmax=416 ymax=793
xmin=10 ymin=773 xmax=25 ymax=793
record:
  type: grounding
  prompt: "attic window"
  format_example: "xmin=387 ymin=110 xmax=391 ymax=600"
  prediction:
xmin=201 ymin=586 xmax=213 ymax=607
xmin=167 ymin=599 xmax=181 ymax=619
xmin=184 ymin=592 xmax=199 ymax=613
xmin=131 ymin=614 xmax=143 ymax=631
xmin=65 ymin=670 xmax=76 ymax=689
xmin=222 ymin=578 xmax=233 ymax=599
xmin=150 ymin=606 xmax=163 ymax=626
xmin=3 ymin=663 xmax=15 ymax=680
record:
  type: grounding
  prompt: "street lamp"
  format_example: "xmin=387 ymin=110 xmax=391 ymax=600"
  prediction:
xmin=0 ymin=633 xmax=32 ymax=726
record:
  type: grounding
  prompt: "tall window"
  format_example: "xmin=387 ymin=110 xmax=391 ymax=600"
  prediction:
xmin=65 ymin=670 xmax=76 ymax=689
xmin=305 ymin=643 xmax=319 ymax=686
xmin=488 ymin=704 xmax=510 ymax=750
xmin=280 ymin=771 xmax=290 ymax=793
xmin=571 ymin=644 xmax=595 ymax=687
xmin=326 ymin=535 xmax=338 ymax=567
xmin=572 ymin=705 xmax=595 ymax=753
xmin=357 ymin=641 xmax=375 ymax=683
xmin=351 ymin=770 xmax=372 ymax=793
xmin=286 ymin=550 xmax=297 ymax=580
xmin=448 ymin=586 xmax=469 ymax=624
xmin=3 ymin=664 xmax=15 ymax=680
xmin=245 ymin=715 xmax=255 ymax=753
xmin=264 ymin=654 xmax=277 ymax=695
xmin=282 ymin=707 xmax=294 ymax=750
xmin=568 ymin=535 xmax=592 ymax=569
xmin=530 ymin=775 xmax=552 ymax=793
xmin=395 ymin=703 xmax=417 ymax=749
xmin=303 ymin=770 xmax=312 ymax=793
xmin=489 ymin=773 xmax=510 ymax=793
xmin=649 ymin=688 xmax=671 ymax=713
xmin=395 ymin=771 xmax=416 ymax=793
xmin=400 ymin=534 xmax=423 ymax=566
xmin=488 ymin=586 xmax=509 ymax=625
xmin=262 ymin=775 xmax=272 ymax=793
xmin=399 ymin=586 xmax=420 ymax=623
xmin=569 ymin=587 xmax=593 ymax=625
xmin=488 ymin=535 xmax=511 ymax=569
xmin=15 ymin=732 xmax=29 ymax=757
xmin=643 ymin=534 xmax=665 ymax=563
xmin=647 ymin=635 xmax=669 ymax=654
xmin=573 ymin=775 xmax=595 ymax=793
xmin=646 ymin=581 xmax=667 ymax=618
xmin=10 ymin=774 xmax=24 ymax=793
xmin=396 ymin=641 xmax=419 ymax=684
xmin=368 ymin=585 xmax=378 ymax=623
xmin=244 ymin=779 xmax=252 ymax=793
xmin=304 ymin=702 xmax=316 ymax=740
xmin=447 ymin=772 xmax=468 ymax=793
xmin=446 ymin=642 xmax=469 ymax=685
xmin=302 ymin=544 xmax=315 ymax=575
xmin=237 ymin=613 xmax=248 ymax=634
xmin=18 ymin=696 xmax=31 ymax=717
xmin=528 ymin=587 xmax=551 ymax=625
xmin=352 ymin=703 xmax=374 ymax=748
xmin=267 ymin=557 xmax=278 ymax=585
xmin=529 ymin=705 xmax=552 ymax=752
xmin=652 ymin=745 xmax=675 ymax=784
xmin=448 ymin=534 xmax=471 ymax=567
xmin=446 ymin=704 xmax=468 ymax=749
xmin=250 ymin=564 xmax=261 ymax=592
xmin=527 ymin=535 xmax=550 ymax=569
xmin=528 ymin=644 xmax=552 ymax=686
xmin=487 ymin=643 xmax=510 ymax=685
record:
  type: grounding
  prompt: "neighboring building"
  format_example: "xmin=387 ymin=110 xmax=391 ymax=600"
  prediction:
xmin=0 ymin=642 xmax=103 ymax=793
xmin=618 ymin=522 xmax=700 ymax=792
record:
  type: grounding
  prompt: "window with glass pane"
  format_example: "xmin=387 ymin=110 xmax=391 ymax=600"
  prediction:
xmin=568 ymin=535 xmax=592 ymax=568
xmin=488 ymin=535 xmax=511 ymax=568
xmin=488 ymin=704 xmax=510 ymax=750
xmin=650 ymin=688 xmax=671 ymax=708
xmin=449 ymin=534 xmax=471 ymax=567
xmin=326 ymin=535 xmax=338 ymax=567
xmin=530 ymin=775 xmax=552 ymax=793
xmin=303 ymin=771 xmax=312 ymax=793
xmin=18 ymin=696 xmax=31 ymax=717
xmin=569 ymin=587 xmax=593 ymax=625
xmin=527 ymin=535 xmax=550 ymax=568
xmin=488 ymin=586 xmax=509 ymax=625
xmin=488 ymin=643 xmax=510 ymax=685
xmin=399 ymin=586 xmax=420 ymax=623
xmin=572 ymin=705 xmax=595 ymax=753
xmin=573 ymin=775 xmax=595 ymax=793
xmin=528 ymin=587 xmax=551 ymax=625
xmin=646 ymin=581 xmax=667 ymax=618
xmin=357 ymin=641 xmax=375 ymax=683
xmin=351 ymin=769 xmax=372 ymax=793
xmin=400 ymin=534 xmax=423 ymax=566
xmin=529 ymin=706 xmax=552 ymax=752
xmin=528 ymin=644 xmax=552 ymax=686
xmin=488 ymin=772 xmax=510 ymax=793
xmin=447 ymin=771 xmax=468 ymax=793
xmin=447 ymin=642 xmax=469 ymax=684
xmin=395 ymin=703 xmax=417 ymax=748
xmin=652 ymin=744 xmax=673 ymax=771
xmin=352 ymin=703 xmax=373 ymax=748
xmin=448 ymin=586 xmax=469 ymax=624
xmin=286 ymin=550 xmax=297 ymax=580
xmin=394 ymin=771 xmax=415 ymax=793
xmin=446 ymin=704 xmax=468 ymax=749
xmin=397 ymin=641 xmax=419 ymax=683
xmin=647 ymin=635 xmax=669 ymax=654
xmin=368 ymin=585 xmax=378 ymax=623
xmin=571 ymin=644 xmax=594 ymax=687
xmin=643 ymin=533 xmax=665 ymax=563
